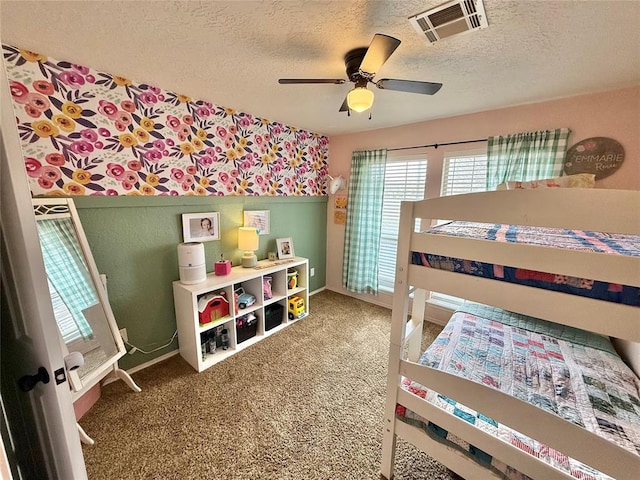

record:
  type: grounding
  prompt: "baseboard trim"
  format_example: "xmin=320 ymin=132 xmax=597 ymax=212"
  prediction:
xmin=309 ymin=286 xmax=326 ymax=296
xmin=108 ymin=289 xmax=327 ymax=379
xmin=104 ymin=349 xmax=179 ymax=385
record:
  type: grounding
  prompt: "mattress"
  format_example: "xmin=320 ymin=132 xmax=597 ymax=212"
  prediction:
xmin=397 ymin=303 xmax=640 ymax=480
xmin=412 ymin=222 xmax=640 ymax=306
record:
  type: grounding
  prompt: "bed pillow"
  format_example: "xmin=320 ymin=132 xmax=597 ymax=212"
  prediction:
xmin=505 ymin=173 xmax=595 ymax=190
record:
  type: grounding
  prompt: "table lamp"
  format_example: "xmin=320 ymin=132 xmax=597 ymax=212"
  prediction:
xmin=238 ymin=227 xmax=259 ymax=268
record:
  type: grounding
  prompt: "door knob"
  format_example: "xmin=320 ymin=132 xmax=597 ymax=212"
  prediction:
xmin=18 ymin=367 xmax=50 ymax=392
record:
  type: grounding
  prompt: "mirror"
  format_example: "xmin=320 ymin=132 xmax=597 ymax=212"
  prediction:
xmin=32 ymin=198 xmax=126 ymax=398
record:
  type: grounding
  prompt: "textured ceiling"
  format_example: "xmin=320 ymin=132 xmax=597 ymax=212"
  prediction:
xmin=1 ymin=0 xmax=639 ymax=136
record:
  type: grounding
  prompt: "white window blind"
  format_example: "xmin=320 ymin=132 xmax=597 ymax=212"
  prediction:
xmin=378 ymin=154 xmax=427 ymax=293
xmin=431 ymin=149 xmax=487 ymax=306
xmin=441 ymin=149 xmax=488 ymax=196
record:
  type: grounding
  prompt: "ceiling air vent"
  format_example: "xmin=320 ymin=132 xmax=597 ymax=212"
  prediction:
xmin=409 ymin=0 xmax=488 ymax=44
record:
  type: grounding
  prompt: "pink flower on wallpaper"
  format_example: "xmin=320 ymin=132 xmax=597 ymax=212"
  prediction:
xmin=121 ymin=100 xmax=136 ymax=112
xmin=10 ymin=81 xmax=29 ymax=102
xmin=38 ymin=176 xmax=54 ymax=189
xmin=166 ymin=115 xmax=181 ymax=132
xmin=216 ymin=126 xmax=227 ymax=139
xmin=123 ymin=171 xmax=138 ymax=183
xmin=237 ymin=115 xmax=252 ymax=129
xmin=144 ymin=150 xmax=162 ymax=163
xmin=25 ymin=157 xmax=42 ymax=177
xmin=182 ymin=174 xmax=194 ymax=186
xmin=45 ymin=153 xmax=65 ymax=166
xmin=127 ymin=160 xmax=142 ymax=171
xmin=106 ymin=163 xmax=126 ymax=180
xmin=69 ymin=140 xmax=94 ymax=155
xmin=98 ymin=100 xmax=119 ymax=120
xmin=81 ymin=129 xmax=98 ymax=142
xmin=138 ymin=92 xmax=158 ymax=105
xmin=170 ymin=168 xmax=184 ymax=181
xmin=40 ymin=166 xmax=61 ymax=182
xmin=58 ymin=71 xmax=85 ymax=88
xmin=200 ymin=155 xmax=213 ymax=167
xmin=25 ymin=92 xmax=50 ymax=111
xmin=33 ymin=80 xmax=54 ymax=95
xmin=116 ymin=111 xmax=132 ymax=126
xmin=196 ymin=106 xmax=211 ymax=117
xmin=3 ymin=42 xmax=328 ymax=197
xmin=25 ymin=104 xmax=42 ymax=118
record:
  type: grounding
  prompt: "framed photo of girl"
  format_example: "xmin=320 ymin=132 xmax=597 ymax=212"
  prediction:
xmin=182 ymin=213 xmax=220 ymax=242
xmin=276 ymin=237 xmax=294 ymax=259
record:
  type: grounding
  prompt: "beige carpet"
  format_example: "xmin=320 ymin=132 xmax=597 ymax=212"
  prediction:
xmin=80 ymin=290 xmax=460 ymax=480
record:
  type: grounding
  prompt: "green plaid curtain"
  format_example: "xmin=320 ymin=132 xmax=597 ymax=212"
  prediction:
xmin=37 ymin=218 xmax=96 ymax=340
xmin=486 ymin=128 xmax=570 ymax=190
xmin=342 ymin=149 xmax=387 ymax=294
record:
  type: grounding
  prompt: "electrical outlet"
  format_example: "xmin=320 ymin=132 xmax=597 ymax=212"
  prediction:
xmin=310 ymin=267 xmax=315 ymax=277
xmin=119 ymin=328 xmax=128 ymax=342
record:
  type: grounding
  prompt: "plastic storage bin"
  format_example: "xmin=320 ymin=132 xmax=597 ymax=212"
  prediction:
xmin=265 ymin=303 xmax=284 ymax=331
xmin=236 ymin=313 xmax=257 ymax=344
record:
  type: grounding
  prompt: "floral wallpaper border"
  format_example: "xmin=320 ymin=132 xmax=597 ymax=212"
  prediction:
xmin=3 ymin=44 xmax=329 ymax=196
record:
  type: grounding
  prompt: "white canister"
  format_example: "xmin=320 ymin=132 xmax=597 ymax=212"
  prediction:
xmin=177 ymin=242 xmax=206 ymax=284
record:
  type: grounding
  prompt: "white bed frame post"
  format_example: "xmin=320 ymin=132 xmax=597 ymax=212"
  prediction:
xmin=381 ymin=201 xmax=417 ymax=480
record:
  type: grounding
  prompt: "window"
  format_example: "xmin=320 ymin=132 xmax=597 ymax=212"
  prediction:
xmin=430 ymin=149 xmax=487 ymax=306
xmin=441 ymin=149 xmax=488 ymax=196
xmin=378 ymin=154 xmax=427 ymax=293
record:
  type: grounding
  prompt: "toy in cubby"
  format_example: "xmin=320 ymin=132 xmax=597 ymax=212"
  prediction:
xmin=288 ymin=296 xmax=305 ymax=320
xmin=197 ymin=290 xmax=230 ymax=325
xmin=287 ymin=268 xmax=298 ymax=289
xmin=263 ymin=276 xmax=272 ymax=300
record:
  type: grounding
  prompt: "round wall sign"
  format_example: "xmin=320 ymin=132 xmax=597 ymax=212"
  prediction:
xmin=564 ymin=137 xmax=625 ymax=180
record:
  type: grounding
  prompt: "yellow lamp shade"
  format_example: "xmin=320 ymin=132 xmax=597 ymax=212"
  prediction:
xmin=347 ymin=86 xmax=374 ymax=112
xmin=238 ymin=227 xmax=259 ymax=251
xmin=238 ymin=227 xmax=259 ymax=268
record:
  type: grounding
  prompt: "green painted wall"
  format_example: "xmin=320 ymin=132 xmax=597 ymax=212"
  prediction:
xmin=74 ymin=195 xmax=327 ymax=370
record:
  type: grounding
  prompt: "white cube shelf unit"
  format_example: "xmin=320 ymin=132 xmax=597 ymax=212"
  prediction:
xmin=173 ymin=257 xmax=309 ymax=372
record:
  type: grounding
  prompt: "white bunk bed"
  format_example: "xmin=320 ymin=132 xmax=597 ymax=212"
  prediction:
xmin=380 ymin=188 xmax=640 ymax=480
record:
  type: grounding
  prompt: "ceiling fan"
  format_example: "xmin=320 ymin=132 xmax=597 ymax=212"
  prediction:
xmin=278 ymin=33 xmax=442 ymax=115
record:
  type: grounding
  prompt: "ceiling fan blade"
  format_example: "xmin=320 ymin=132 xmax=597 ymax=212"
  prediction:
xmin=339 ymin=96 xmax=349 ymax=112
xmin=359 ymin=34 xmax=401 ymax=75
xmin=376 ymin=78 xmax=443 ymax=95
xmin=279 ymin=78 xmax=346 ymax=84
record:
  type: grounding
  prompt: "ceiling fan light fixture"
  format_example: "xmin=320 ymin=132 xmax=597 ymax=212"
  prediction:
xmin=347 ymin=86 xmax=374 ymax=113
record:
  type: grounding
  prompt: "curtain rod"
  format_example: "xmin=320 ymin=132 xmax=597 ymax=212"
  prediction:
xmin=387 ymin=138 xmax=488 ymax=152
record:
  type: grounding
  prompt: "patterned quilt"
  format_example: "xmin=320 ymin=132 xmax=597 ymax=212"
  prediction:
xmin=397 ymin=304 xmax=640 ymax=480
xmin=412 ymin=222 xmax=640 ymax=306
